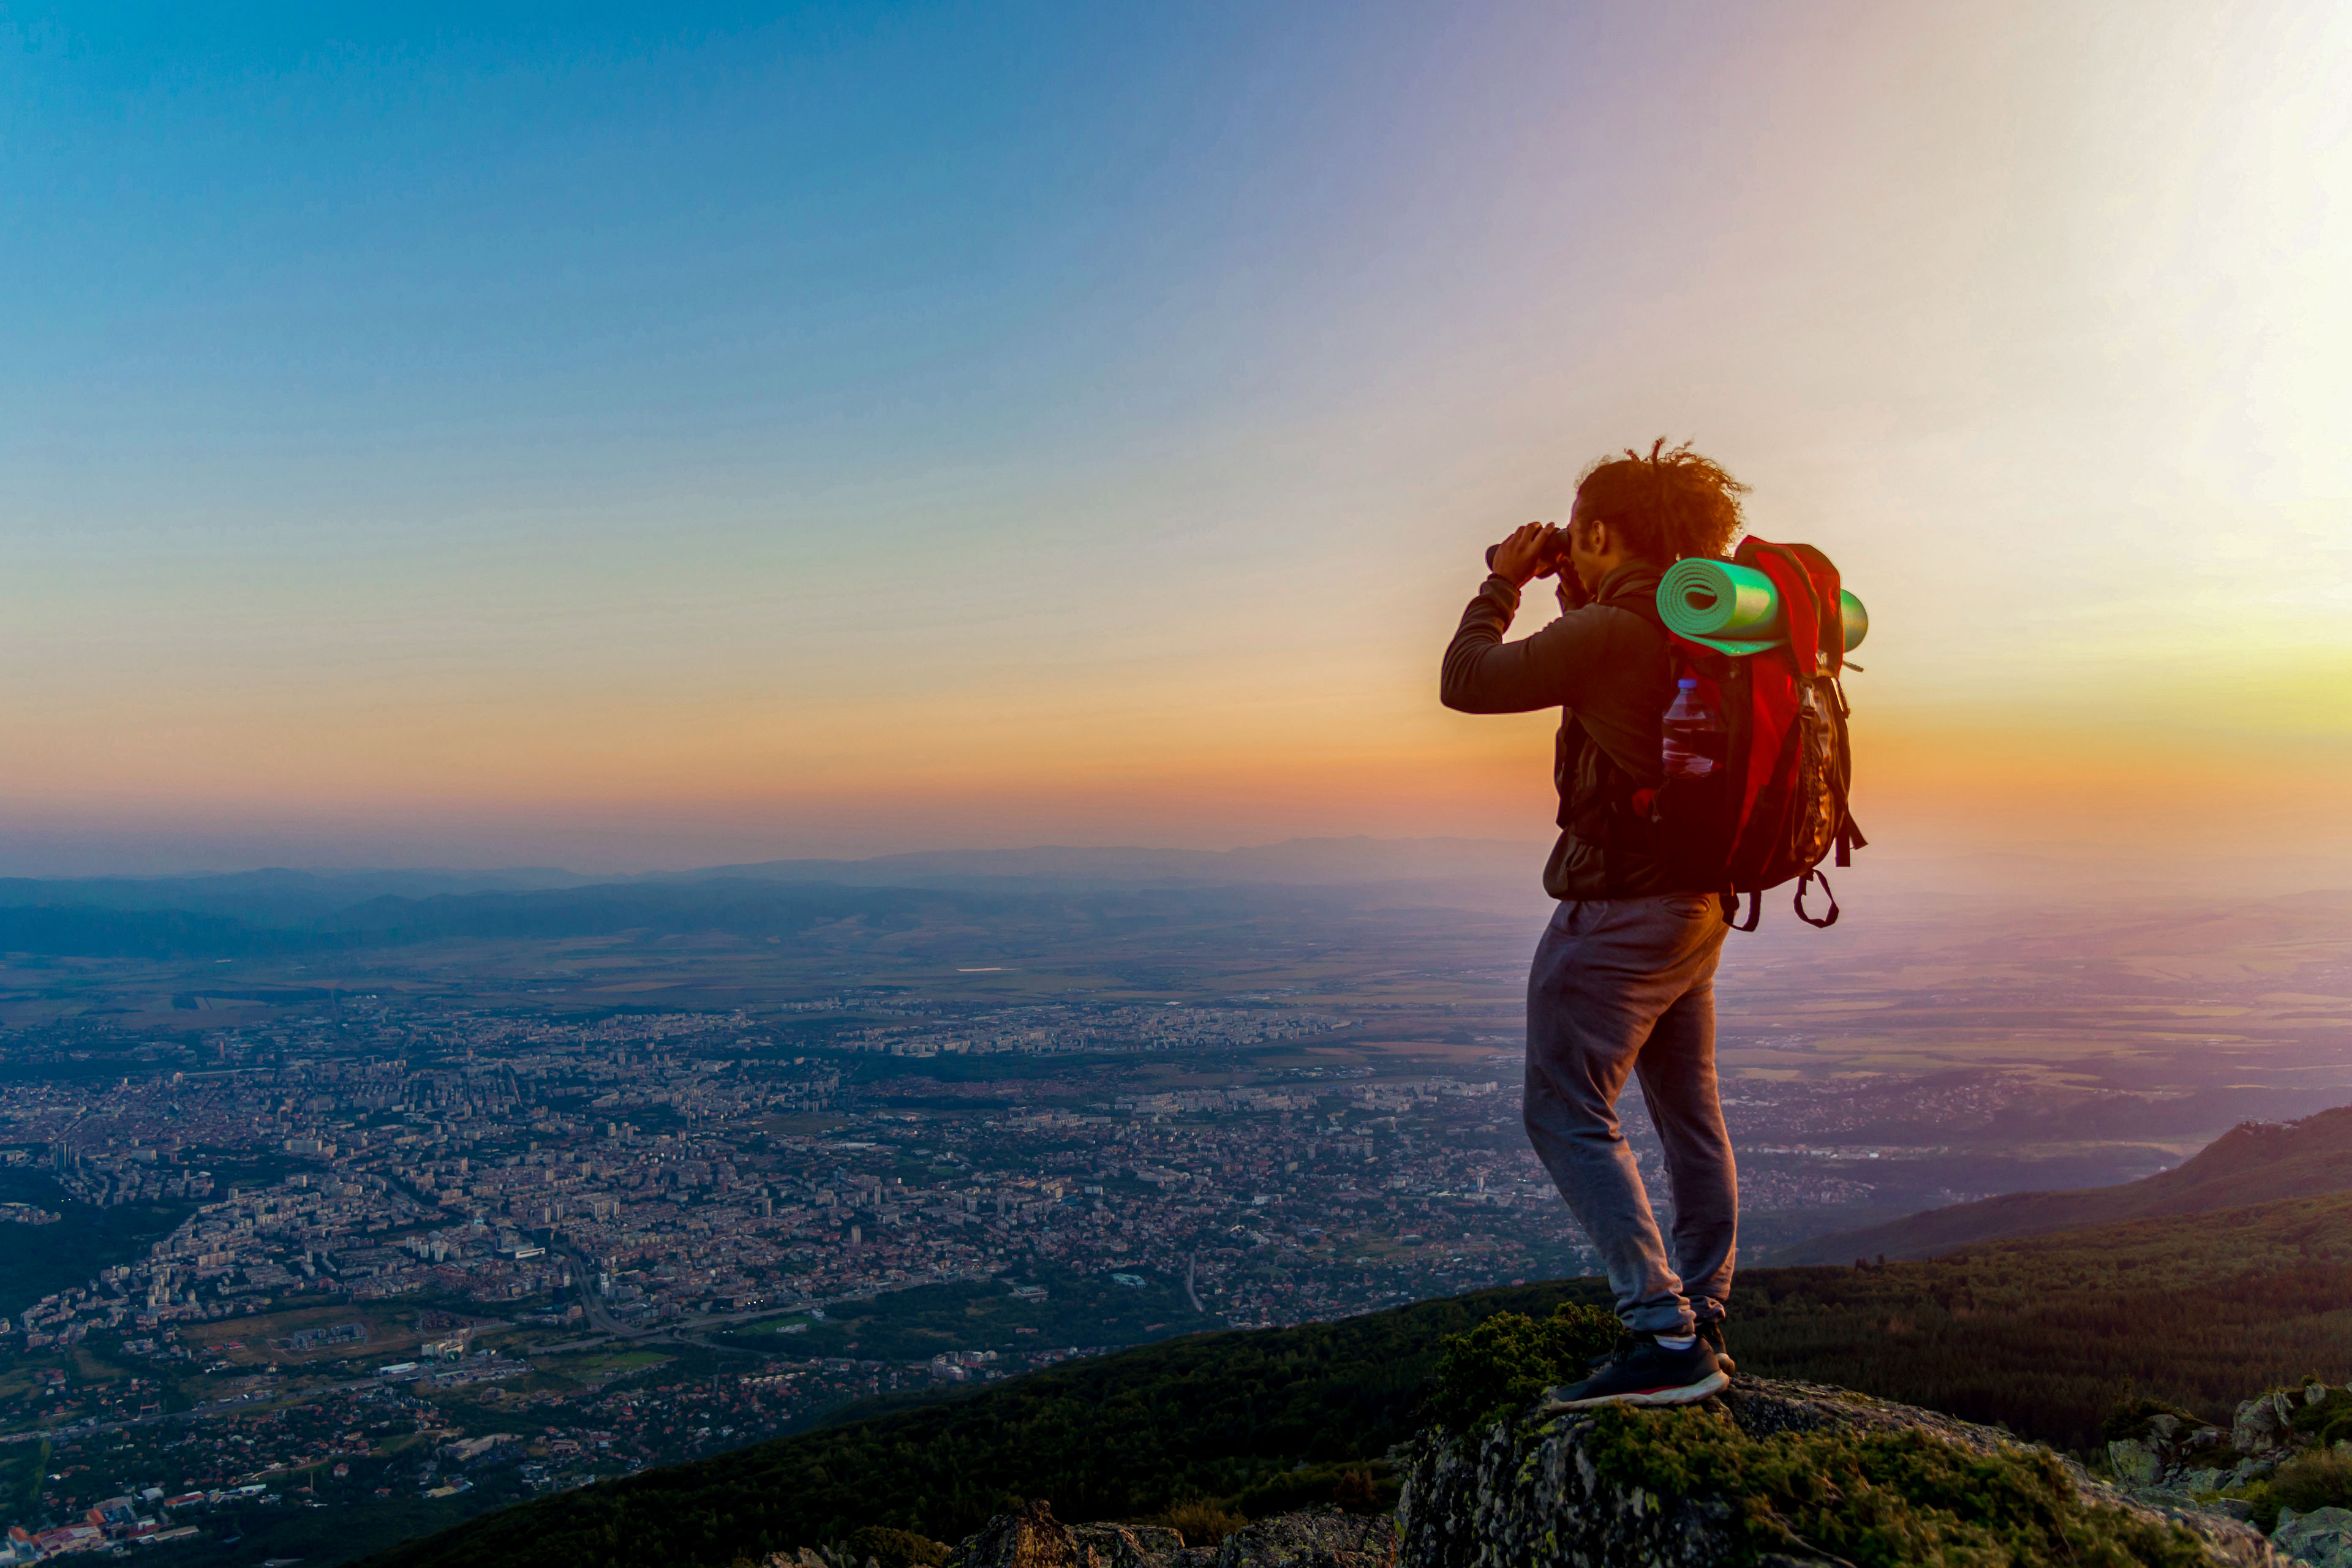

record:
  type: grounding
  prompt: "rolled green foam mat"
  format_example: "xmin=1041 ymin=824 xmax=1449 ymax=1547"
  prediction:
xmin=1656 ymin=558 xmax=1868 ymax=657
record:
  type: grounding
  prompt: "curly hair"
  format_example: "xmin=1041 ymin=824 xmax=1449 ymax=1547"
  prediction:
xmin=1574 ymin=439 xmax=1747 ymax=562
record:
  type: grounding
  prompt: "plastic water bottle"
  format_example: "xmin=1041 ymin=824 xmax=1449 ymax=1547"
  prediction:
xmin=1660 ymin=678 xmax=1722 ymax=780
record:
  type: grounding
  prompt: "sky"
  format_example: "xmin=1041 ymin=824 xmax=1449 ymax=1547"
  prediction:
xmin=2 ymin=1 xmax=2348 ymax=881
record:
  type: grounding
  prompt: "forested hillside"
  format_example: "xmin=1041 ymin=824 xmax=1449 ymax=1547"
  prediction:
xmin=363 ymin=1191 xmax=2352 ymax=1568
xmin=1779 ymin=1106 xmax=2352 ymax=1263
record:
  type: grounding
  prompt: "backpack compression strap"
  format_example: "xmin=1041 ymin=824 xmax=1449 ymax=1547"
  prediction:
xmin=1781 ymin=542 xmax=1848 ymax=676
xmin=1731 ymin=540 xmax=1834 ymax=682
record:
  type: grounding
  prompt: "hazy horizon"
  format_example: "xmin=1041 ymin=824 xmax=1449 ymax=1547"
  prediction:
xmin=4 ymin=832 xmax=2350 ymax=908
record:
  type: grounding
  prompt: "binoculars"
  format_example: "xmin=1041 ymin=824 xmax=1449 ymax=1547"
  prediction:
xmin=1485 ymin=524 xmax=1570 ymax=573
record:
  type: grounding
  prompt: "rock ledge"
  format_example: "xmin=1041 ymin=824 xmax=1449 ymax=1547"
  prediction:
xmin=1397 ymin=1376 xmax=2283 ymax=1567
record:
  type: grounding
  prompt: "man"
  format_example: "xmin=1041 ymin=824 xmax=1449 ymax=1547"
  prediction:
xmin=1439 ymin=440 xmax=1749 ymax=1408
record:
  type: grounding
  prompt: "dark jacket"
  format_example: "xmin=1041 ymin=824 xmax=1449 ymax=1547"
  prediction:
xmin=1440 ymin=562 xmax=1681 ymax=900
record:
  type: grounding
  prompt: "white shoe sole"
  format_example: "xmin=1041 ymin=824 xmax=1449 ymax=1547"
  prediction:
xmin=1541 ymin=1368 xmax=1730 ymax=1412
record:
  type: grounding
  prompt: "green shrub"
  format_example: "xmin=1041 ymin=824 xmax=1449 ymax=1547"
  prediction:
xmin=1329 ymin=1468 xmax=1379 ymax=1515
xmin=1217 ymin=1461 xmax=1397 ymax=1520
xmin=1145 ymin=1499 xmax=1246 ymax=1548
xmin=2290 ymin=1387 xmax=2352 ymax=1447
xmin=1423 ymin=1303 xmax=1621 ymax=1431
xmin=1583 ymin=1404 xmax=2210 ymax=1567
xmin=2239 ymin=1449 xmax=2352 ymax=1533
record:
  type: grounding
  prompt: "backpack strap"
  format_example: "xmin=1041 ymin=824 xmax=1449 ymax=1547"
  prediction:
xmin=1793 ymin=871 xmax=1839 ymax=927
xmin=1615 ymin=591 xmax=1723 ymax=682
xmin=1834 ymin=813 xmax=1867 ymax=868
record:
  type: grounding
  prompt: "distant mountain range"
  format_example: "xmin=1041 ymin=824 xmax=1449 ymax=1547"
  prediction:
xmin=663 ymin=836 xmax=1544 ymax=889
xmin=0 ymin=837 xmax=1539 ymax=911
xmin=1775 ymin=1104 xmax=2352 ymax=1264
xmin=0 ymin=839 xmax=1547 ymax=959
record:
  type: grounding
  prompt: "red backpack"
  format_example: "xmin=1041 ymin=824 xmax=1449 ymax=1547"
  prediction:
xmin=1624 ymin=538 xmax=1865 ymax=930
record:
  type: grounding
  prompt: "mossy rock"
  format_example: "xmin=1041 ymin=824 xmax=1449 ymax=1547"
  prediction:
xmin=2291 ymin=1387 xmax=2352 ymax=1448
xmin=1586 ymin=1402 xmax=2209 ymax=1566
xmin=1398 ymin=1378 xmax=2280 ymax=1568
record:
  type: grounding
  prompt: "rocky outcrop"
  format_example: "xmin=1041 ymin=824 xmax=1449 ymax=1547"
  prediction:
xmin=946 ymin=1504 xmax=1188 ymax=1568
xmin=947 ymin=1501 xmax=1393 ymax=1568
xmin=2109 ymin=1408 xmax=2245 ymax=1502
xmin=2276 ymin=1507 xmax=2352 ymax=1568
xmin=1207 ymin=1512 xmax=1394 ymax=1568
xmin=2237 ymin=1392 xmax=2302 ymax=1461
xmin=939 ymin=1378 xmax=2346 ymax=1568
xmin=2104 ymin=1382 xmax=2352 ymax=1562
xmin=1397 ymin=1377 xmax=2285 ymax=1567
xmin=1073 ymin=1523 xmax=1196 ymax=1568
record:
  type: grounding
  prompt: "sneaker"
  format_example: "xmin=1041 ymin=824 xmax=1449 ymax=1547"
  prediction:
xmin=1540 ymin=1332 xmax=1728 ymax=1411
xmin=1695 ymin=1318 xmax=1736 ymax=1375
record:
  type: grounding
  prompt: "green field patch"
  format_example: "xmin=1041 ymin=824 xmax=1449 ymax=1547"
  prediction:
xmin=530 ymin=1349 xmax=671 ymax=1387
xmin=180 ymin=1302 xmax=458 ymax=1368
xmin=734 ymin=1310 xmax=821 ymax=1340
xmin=0 ymin=1363 xmax=37 ymax=1401
xmin=69 ymin=1345 xmax=132 ymax=1385
xmin=755 ymin=1111 xmax=848 ymax=1136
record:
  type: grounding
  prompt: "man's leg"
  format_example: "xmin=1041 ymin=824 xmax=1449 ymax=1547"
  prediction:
xmin=1523 ymin=899 xmax=1698 ymax=1336
xmin=1632 ymin=937 xmax=1735 ymax=1324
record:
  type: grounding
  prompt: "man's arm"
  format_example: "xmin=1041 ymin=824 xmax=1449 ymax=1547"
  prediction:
xmin=1439 ymin=575 xmax=1600 ymax=714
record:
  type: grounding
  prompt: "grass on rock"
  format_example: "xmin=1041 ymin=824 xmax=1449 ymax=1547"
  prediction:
xmin=1585 ymin=1405 xmax=2211 ymax=1568
xmin=1422 ymin=1314 xmax=2214 ymax=1568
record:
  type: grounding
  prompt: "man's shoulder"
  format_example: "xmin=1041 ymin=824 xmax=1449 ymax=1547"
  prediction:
xmin=1576 ymin=597 xmax=1668 ymax=642
xmin=1521 ymin=599 xmax=1664 ymax=663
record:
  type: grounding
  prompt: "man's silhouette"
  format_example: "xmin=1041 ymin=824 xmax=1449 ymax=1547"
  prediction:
xmin=1440 ymin=441 xmax=1749 ymax=1408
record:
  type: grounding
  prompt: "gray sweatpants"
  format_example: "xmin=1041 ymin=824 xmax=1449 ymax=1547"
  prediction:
xmin=1524 ymin=894 xmax=1735 ymax=1335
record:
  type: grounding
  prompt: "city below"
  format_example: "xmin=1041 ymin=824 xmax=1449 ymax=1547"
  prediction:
xmin=2 ymin=867 xmax=2333 ymax=1567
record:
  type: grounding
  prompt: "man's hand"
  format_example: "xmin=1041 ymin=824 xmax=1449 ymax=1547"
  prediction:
xmin=1556 ymin=550 xmax=1593 ymax=609
xmin=1488 ymin=522 xmax=1562 ymax=587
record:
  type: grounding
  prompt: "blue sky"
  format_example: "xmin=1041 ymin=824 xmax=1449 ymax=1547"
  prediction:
xmin=2 ymin=2 xmax=2346 ymax=876
xmin=12 ymin=4 xmax=1485 ymax=505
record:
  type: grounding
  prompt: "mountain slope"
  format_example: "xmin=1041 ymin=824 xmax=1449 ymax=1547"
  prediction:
xmin=355 ymin=1191 xmax=2352 ymax=1568
xmin=1777 ymin=1106 xmax=2352 ymax=1264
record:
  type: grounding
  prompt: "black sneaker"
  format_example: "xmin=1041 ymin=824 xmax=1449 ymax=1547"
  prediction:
xmin=1695 ymin=1318 xmax=1736 ymax=1375
xmin=1540 ymin=1332 xmax=1728 ymax=1411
